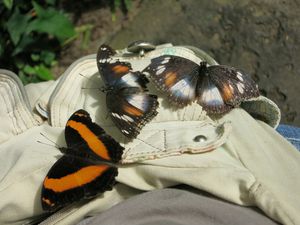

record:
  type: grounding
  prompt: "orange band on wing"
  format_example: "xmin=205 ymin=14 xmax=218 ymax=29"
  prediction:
xmin=222 ymin=84 xmax=234 ymax=101
xmin=112 ymin=65 xmax=130 ymax=74
xmin=165 ymin=72 xmax=177 ymax=87
xmin=44 ymin=165 xmax=109 ymax=192
xmin=123 ymin=105 xmax=143 ymax=116
xmin=67 ymin=120 xmax=110 ymax=160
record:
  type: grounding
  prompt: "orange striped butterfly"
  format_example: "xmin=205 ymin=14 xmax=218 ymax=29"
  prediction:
xmin=41 ymin=109 xmax=124 ymax=211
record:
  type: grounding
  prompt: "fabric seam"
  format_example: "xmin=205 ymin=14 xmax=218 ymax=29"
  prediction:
xmin=249 ymin=180 xmax=295 ymax=225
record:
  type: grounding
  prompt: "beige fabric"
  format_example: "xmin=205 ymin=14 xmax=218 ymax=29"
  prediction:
xmin=0 ymin=70 xmax=42 ymax=143
xmin=0 ymin=44 xmax=299 ymax=225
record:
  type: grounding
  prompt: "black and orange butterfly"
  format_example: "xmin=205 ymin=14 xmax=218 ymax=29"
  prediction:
xmin=144 ymin=56 xmax=259 ymax=114
xmin=41 ymin=109 xmax=124 ymax=211
xmin=97 ymin=44 xmax=159 ymax=139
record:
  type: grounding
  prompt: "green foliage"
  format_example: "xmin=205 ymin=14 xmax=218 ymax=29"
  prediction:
xmin=110 ymin=0 xmax=132 ymax=21
xmin=0 ymin=0 xmax=76 ymax=84
xmin=28 ymin=2 xmax=75 ymax=43
xmin=3 ymin=0 xmax=13 ymax=10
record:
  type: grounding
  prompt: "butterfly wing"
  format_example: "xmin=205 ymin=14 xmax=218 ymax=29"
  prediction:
xmin=197 ymin=65 xmax=259 ymax=114
xmin=64 ymin=109 xmax=124 ymax=162
xmin=41 ymin=155 xmax=117 ymax=211
xmin=41 ymin=110 xmax=124 ymax=211
xmin=144 ymin=55 xmax=199 ymax=107
xmin=97 ymin=45 xmax=159 ymax=139
xmin=97 ymin=44 xmax=132 ymax=86
xmin=107 ymin=72 xmax=159 ymax=139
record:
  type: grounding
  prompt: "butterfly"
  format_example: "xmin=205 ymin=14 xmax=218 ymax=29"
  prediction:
xmin=41 ymin=109 xmax=124 ymax=212
xmin=143 ymin=55 xmax=259 ymax=114
xmin=97 ymin=44 xmax=159 ymax=139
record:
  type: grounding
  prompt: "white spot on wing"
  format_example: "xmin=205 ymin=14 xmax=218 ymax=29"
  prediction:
xmin=122 ymin=129 xmax=129 ymax=134
xmin=111 ymin=113 xmax=122 ymax=119
xmin=200 ymin=86 xmax=224 ymax=106
xmin=120 ymin=73 xmax=138 ymax=87
xmin=161 ymin=57 xmax=170 ymax=64
xmin=170 ymin=79 xmax=195 ymax=99
xmin=143 ymin=71 xmax=150 ymax=76
xmin=122 ymin=115 xmax=134 ymax=122
xmin=237 ymin=72 xmax=244 ymax=81
xmin=156 ymin=66 xmax=166 ymax=75
xmin=127 ymin=94 xmax=148 ymax=111
xmin=237 ymin=82 xmax=245 ymax=94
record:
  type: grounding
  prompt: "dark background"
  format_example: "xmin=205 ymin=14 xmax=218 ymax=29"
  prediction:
xmin=55 ymin=0 xmax=300 ymax=126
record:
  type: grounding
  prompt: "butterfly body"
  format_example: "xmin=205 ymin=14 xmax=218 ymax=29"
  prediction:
xmin=144 ymin=55 xmax=259 ymax=114
xmin=41 ymin=110 xmax=124 ymax=212
xmin=97 ymin=45 xmax=159 ymax=139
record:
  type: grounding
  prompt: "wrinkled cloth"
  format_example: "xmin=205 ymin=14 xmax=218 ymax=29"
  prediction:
xmin=0 ymin=44 xmax=299 ymax=225
xmin=77 ymin=186 xmax=278 ymax=225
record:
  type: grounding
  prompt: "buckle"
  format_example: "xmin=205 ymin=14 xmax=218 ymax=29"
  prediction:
xmin=127 ymin=40 xmax=156 ymax=56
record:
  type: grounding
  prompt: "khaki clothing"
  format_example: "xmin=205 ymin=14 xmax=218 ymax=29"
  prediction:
xmin=0 ymin=44 xmax=298 ymax=225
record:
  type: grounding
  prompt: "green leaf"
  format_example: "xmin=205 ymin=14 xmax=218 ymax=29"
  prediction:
xmin=31 ymin=53 xmax=40 ymax=62
xmin=81 ymin=28 xmax=91 ymax=49
xmin=23 ymin=64 xmax=54 ymax=81
xmin=124 ymin=0 xmax=132 ymax=10
xmin=31 ymin=75 xmax=42 ymax=83
xmin=32 ymin=1 xmax=44 ymax=15
xmin=3 ymin=0 xmax=13 ymax=10
xmin=27 ymin=2 xmax=75 ymax=43
xmin=12 ymin=34 xmax=35 ymax=55
xmin=115 ymin=0 xmax=121 ymax=8
xmin=23 ymin=65 xmax=36 ymax=74
xmin=34 ymin=64 xmax=54 ymax=80
xmin=6 ymin=8 xmax=30 ymax=45
xmin=75 ymin=24 xmax=93 ymax=49
xmin=46 ymin=0 xmax=56 ymax=5
xmin=40 ymin=51 xmax=55 ymax=66
xmin=15 ymin=59 xmax=25 ymax=69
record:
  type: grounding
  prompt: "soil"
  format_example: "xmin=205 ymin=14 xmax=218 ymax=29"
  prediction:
xmin=55 ymin=0 xmax=300 ymax=126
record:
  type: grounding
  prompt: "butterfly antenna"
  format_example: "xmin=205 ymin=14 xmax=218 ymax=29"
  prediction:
xmin=81 ymin=87 xmax=100 ymax=90
xmin=105 ymin=112 xmax=110 ymax=119
xmin=79 ymin=73 xmax=91 ymax=80
xmin=79 ymin=73 xmax=100 ymax=90
xmin=39 ymin=132 xmax=60 ymax=149
xmin=36 ymin=141 xmax=58 ymax=148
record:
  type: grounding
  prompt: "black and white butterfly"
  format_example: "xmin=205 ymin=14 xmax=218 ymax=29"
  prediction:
xmin=97 ymin=44 xmax=159 ymax=139
xmin=143 ymin=55 xmax=259 ymax=114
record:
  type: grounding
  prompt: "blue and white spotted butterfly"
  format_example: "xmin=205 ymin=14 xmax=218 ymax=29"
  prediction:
xmin=143 ymin=55 xmax=259 ymax=114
